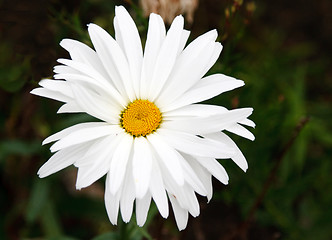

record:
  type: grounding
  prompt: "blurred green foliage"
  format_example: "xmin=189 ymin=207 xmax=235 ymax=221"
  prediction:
xmin=0 ymin=42 xmax=31 ymax=92
xmin=1 ymin=0 xmax=331 ymax=239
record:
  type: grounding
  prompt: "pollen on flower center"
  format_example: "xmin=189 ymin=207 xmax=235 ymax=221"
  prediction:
xmin=120 ymin=100 xmax=162 ymax=137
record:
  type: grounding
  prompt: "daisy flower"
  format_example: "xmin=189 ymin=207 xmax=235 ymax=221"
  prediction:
xmin=31 ymin=6 xmax=255 ymax=230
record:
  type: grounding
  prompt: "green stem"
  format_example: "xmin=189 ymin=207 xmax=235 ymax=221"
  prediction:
xmin=119 ymin=222 xmax=128 ymax=240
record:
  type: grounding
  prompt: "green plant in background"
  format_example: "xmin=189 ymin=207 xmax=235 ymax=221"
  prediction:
xmin=1 ymin=0 xmax=331 ymax=239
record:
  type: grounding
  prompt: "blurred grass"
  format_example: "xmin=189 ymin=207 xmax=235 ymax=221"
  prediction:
xmin=0 ymin=0 xmax=331 ymax=239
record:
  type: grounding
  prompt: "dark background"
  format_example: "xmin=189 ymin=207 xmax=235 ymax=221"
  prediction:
xmin=1 ymin=0 xmax=331 ymax=239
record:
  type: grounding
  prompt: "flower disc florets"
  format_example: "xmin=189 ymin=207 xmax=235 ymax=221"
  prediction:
xmin=120 ymin=99 xmax=162 ymax=137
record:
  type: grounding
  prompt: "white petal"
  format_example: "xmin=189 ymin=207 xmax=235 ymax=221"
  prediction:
xmin=43 ymin=122 xmax=106 ymax=145
xmin=120 ymin=157 xmax=135 ymax=222
xmin=238 ymin=118 xmax=256 ymax=128
xmin=206 ymin=132 xmax=248 ymax=172
xmin=105 ymin=173 xmax=121 ymax=225
xmin=70 ymin=83 xmax=120 ymax=123
xmin=136 ymin=193 xmax=152 ymax=226
xmin=109 ymin=134 xmax=133 ymax=195
xmin=37 ymin=143 xmax=88 ymax=178
xmin=156 ymin=30 xmax=218 ymax=106
xmin=75 ymin=135 xmax=120 ymax=189
xmin=50 ymin=124 xmax=121 ymax=152
xmin=163 ymin=104 xmax=228 ymax=118
xmin=74 ymin=134 xmax=117 ymax=168
xmin=140 ymin=13 xmax=165 ymax=99
xmin=177 ymin=30 xmax=190 ymax=56
xmin=202 ymin=42 xmax=223 ymax=76
xmin=53 ymin=72 xmax=123 ymax=114
xmin=147 ymin=133 xmax=184 ymax=186
xmin=162 ymin=108 xmax=254 ymax=135
xmin=148 ymin=15 xmax=185 ymax=100
xmin=169 ymin=74 xmax=244 ymax=109
xmin=30 ymin=88 xmax=71 ymax=103
xmin=54 ymin=72 xmax=106 ymax=93
xmin=73 ymin=139 xmax=102 ymax=168
xmin=76 ymin=163 xmax=106 ymax=189
xmin=180 ymin=29 xmax=218 ymax=58
xmin=59 ymin=38 xmax=110 ymax=80
xmin=57 ymin=101 xmax=83 ymax=113
xmin=115 ymin=6 xmax=143 ymax=98
xmin=53 ymin=64 xmax=78 ymax=75
xmin=157 ymin=41 xmax=220 ymax=108
xmin=57 ymin=58 xmax=126 ymax=107
xmin=186 ymin=156 xmax=213 ymax=201
xmin=113 ymin=16 xmax=124 ymax=51
xmin=39 ymin=79 xmax=73 ymax=98
xmin=181 ymin=185 xmax=200 ymax=217
xmin=149 ymin=154 xmax=169 ymax=218
xmin=132 ymin=137 xmax=153 ymax=199
xmin=168 ymin=193 xmax=188 ymax=231
xmin=194 ymin=156 xmax=229 ymax=184
xmin=88 ymin=23 xmax=135 ymax=101
xmin=226 ymin=123 xmax=255 ymax=141
xmin=158 ymin=129 xmax=235 ymax=159
xmin=159 ymin=162 xmax=196 ymax=212
xmin=179 ymin=155 xmax=207 ymax=196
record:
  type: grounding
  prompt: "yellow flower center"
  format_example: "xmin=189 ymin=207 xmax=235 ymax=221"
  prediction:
xmin=120 ymin=99 xmax=162 ymax=137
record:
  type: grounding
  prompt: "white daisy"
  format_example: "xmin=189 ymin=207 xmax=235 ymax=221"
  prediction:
xmin=31 ymin=6 xmax=255 ymax=230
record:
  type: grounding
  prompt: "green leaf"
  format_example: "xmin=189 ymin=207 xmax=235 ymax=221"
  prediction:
xmin=26 ymin=179 xmax=49 ymax=223
xmin=91 ymin=232 xmax=119 ymax=240
xmin=0 ymin=42 xmax=30 ymax=93
xmin=49 ymin=237 xmax=79 ymax=240
xmin=40 ymin=200 xmax=63 ymax=237
xmin=0 ymin=140 xmax=42 ymax=162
